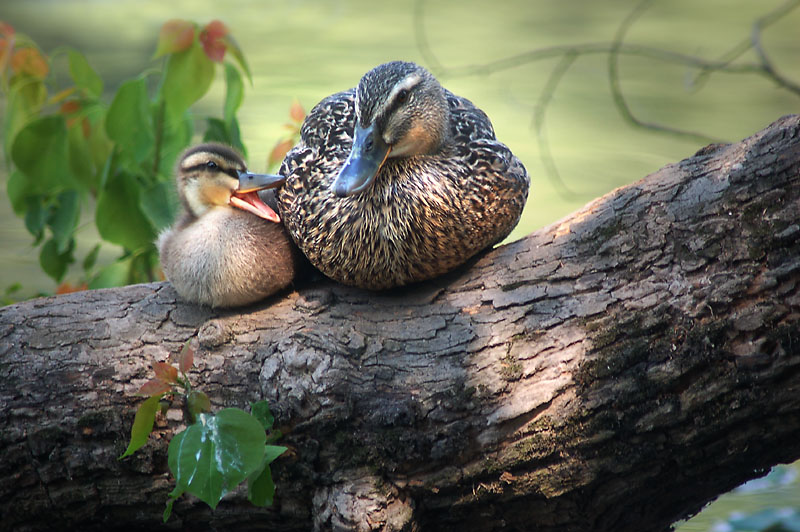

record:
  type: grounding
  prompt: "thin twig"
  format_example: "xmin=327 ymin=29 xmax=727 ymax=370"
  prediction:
xmin=532 ymin=51 xmax=580 ymax=199
xmin=609 ymin=0 xmax=721 ymax=144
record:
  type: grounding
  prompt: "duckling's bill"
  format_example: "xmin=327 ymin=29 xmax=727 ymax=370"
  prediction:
xmin=333 ymin=123 xmax=391 ymax=197
xmin=231 ymin=171 xmax=286 ymax=223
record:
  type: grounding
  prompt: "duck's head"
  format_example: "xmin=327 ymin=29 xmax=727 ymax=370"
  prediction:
xmin=333 ymin=61 xmax=450 ymax=197
xmin=176 ymin=143 xmax=285 ymax=222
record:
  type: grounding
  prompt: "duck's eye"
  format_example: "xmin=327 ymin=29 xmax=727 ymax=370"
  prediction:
xmin=206 ymin=161 xmax=218 ymax=170
xmin=396 ymin=89 xmax=409 ymax=104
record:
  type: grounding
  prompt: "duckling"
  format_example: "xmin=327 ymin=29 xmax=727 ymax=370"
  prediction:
xmin=157 ymin=143 xmax=301 ymax=307
xmin=258 ymin=61 xmax=529 ymax=290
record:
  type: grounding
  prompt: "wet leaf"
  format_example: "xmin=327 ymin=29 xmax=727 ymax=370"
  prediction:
xmin=187 ymin=390 xmax=211 ymax=423
xmin=247 ymin=458 xmax=275 ymax=507
xmin=154 ymin=19 xmax=195 ymax=59
xmin=168 ymin=409 xmax=266 ymax=509
xmin=119 ymin=395 xmax=160 ymax=459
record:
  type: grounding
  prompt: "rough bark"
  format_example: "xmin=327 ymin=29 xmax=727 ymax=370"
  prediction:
xmin=1 ymin=115 xmax=799 ymax=532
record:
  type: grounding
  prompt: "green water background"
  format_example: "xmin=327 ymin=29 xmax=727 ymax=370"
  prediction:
xmin=1 ymin=0 xmax=798 ymax=529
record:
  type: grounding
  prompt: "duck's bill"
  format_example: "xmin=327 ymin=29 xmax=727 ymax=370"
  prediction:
xmin=237 ymin=171 xmax=285 ymax=193
xmin=230 ymin=191 xmax=281 ymax=223
xmin=332 ymin=123 xmax=391 ymax=197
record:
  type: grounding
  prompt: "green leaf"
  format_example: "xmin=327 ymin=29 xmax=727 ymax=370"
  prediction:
xmin=250 ymin=400 xmax=274 ymax=431
xmin=23 ymin=196 xmax=46 ymax=240
xmin=168 ymin=408 xmax=266 ymax=509
xmin=186 ymin=390 xmax=211 ymax=423
xmin=223 ymin=34 xmax=251 ymax=83
xmin=67 ymin=120 xmax=100 ymax=191
xmin=263 ymin=444 xmax=287 ymax=465
xmin=11 ymin=115 xmax=76 ymax=193
xmin=68 ymin=49 xmax=103 ymax=98
xmin=83 ymin=243 xmax=101 ymax=272
xmin=246 ymin=459 xmax=275 ymax=507
xmin=140 ymin=181 xmax=178 ymax=232
xmin=39 ymin=237 xmax=75 ymax=282
xmin=50 ymin=190 xmax=81 ymax=254
xmin=4 ymin=76 xmax=47 ymax=157
xmin=223 ymin=62 xmax=243 ymax=126
xmin=7 ymin=171 xmax=31 ymax=216
xmin=106 ymin=78 xmax=154 ymax=164
xmin=88 ymin=256 xmax=133 ymax=289
xmin=96 ymin=171 xmax=156 ymax=251
xmin=161 ymin=40 xmax=215 ymax=122
xmin=119 ymin=395 xmax=160 ymax=459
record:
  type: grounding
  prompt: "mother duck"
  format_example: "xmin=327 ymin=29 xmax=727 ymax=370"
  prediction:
xmin=271 ymin=61 xmax=529 ymax=290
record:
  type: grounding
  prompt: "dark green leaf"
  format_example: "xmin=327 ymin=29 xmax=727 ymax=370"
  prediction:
xmin=119 ymin=395 xmax=160 ymax=459
xmin=223 ymin=62 xmax=243 ymax=125
xmin=161 ymin=41 xmax=214 ymax=122
xmin=7 ymin=171 xmax=31 ymax=216
xmin=222 ymin=34 xmax=251 ymax=83
xmin=168 ymin=409 xmax=266 ymax=509
xmin=67 ymin=122 xmax=100 ymax=191
xmin=203 ymin=117 xmax=230 ymax=144
xmin=96 ymin=171 xmax=156 ymax=251
xmin=39 ymin=237 xmax=75 ymax=282
xmin=50 ymin=190 xmax=81 ymax=254
xmin=186 ymin=390 xmax=211 ymax=423
xmin=88 ymin=256 xmax=133 ymax=289
xmin=24 ymin=197 xmax=46 ymax=240
xmin=68 ymin=49 xmax=103 ymax=98
xmin=250 ymin=400 xmax=274 ymax=431
xmin=140 ymin=181 xmax=179 ymax=232
xmin=246 ymin=459 xmax=274 ymax=507
xmin=11 ymin=115 xmax=76 ymax=193
xmin=106 ymin=78 xmax=154 ymax=164
xmin=83 ymin=243 xmax=101 ymax=272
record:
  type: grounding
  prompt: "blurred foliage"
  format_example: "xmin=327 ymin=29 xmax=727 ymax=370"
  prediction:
xmin=0 ymin=18 xmax=251 ymax=289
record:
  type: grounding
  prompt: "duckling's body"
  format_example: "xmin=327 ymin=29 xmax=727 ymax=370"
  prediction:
xmin=276 ymin=61 xmax=529 ymax=290
xmin=158 ymin=143 xmax=301 ymax=307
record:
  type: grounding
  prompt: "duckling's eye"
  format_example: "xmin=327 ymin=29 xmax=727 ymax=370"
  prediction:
xmin=396 ymin=89 xmax=409 ymax=104
xmin=206 ymin=161 xmax=218 ymax=170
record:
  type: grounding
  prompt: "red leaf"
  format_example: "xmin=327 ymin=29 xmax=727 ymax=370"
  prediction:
xmin=153 ymin=362 xmax=179 ymax=384
xmin=199 ymin=20 xmax=228 ymax=62
xmin=0 ymin=21 xmax=15 ymax=38
xmin=154 ymin=19 xmax=195 ymax=58
xmin=11 ymin=47 xmax=48 ymax=78
xmin=268 ymin=138 xmax=294 ymax=168
xmin=137 ymin=379 xmax=172 ymax=397
xmin=178 ymin=341 xmax=194 ymax=374
xmin=289 ymin=99 xmax=305 ymax=123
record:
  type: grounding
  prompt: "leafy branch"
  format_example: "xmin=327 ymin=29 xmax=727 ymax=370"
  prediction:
xmin=119 ymin=341 xmax=287 ymax=522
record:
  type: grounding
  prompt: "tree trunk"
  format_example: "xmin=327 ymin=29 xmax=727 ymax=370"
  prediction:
xmin=1 ymin=115 xmax=799 ymax=532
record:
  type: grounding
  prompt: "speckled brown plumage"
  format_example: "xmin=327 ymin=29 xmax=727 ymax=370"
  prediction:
xmin=277 ymin=61 xmax=529 ymax=290
xmin=158 ymin=143 xmax=301 ymax=307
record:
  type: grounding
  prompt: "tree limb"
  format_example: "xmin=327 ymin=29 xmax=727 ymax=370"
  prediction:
xmin=1 ymin=115 xmax=799 ymax=531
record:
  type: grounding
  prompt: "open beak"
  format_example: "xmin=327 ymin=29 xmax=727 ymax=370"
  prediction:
xmin=230 ymin=171 xmax=286 ymax=223
xmin=332 ymin=122 xmax=391 ymax=197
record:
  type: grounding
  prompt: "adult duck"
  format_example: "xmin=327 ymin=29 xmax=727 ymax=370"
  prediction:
xmin=269 ymin=61 xmax=530 ymax=290
xmin=157 ymin=143 xmax=302 ymax=307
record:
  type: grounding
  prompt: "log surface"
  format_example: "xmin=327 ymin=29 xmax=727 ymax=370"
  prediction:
xmin=1 ymin=115 xmax=799 ymax=532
